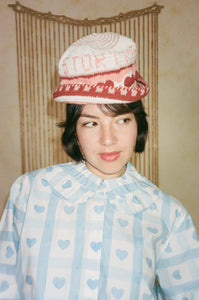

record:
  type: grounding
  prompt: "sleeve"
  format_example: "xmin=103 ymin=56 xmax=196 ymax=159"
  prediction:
xmin=156 ymin=206 xmax=199 ymax=300
xmin=0 ymin=175 xmax=29 ymax=300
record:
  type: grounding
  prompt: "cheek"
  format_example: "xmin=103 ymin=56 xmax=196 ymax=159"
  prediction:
xmin=76 ymin=130 xmax=96 ymax=153
xmin=132 ymin=129 xmax=138 ymax=143
xmin=123 ymin=124 xmax=137 ymax=145
xmin=132 ymin=132 xmax=138 ymax=147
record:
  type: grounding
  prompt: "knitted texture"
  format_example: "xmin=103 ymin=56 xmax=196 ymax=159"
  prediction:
xmin=53 ymin=32 xmax=150 ymax=104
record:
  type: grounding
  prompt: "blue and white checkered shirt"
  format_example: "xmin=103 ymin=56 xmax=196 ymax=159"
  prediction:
xmin=0 ymin=162 xmax=199 ymax=299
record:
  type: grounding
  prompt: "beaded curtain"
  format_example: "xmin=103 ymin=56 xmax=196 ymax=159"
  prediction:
xmin=9 ymin=2 xmax=163 ymax=185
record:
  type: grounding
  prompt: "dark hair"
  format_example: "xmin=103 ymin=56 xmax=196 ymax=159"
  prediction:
xmin=58 ymin=100 xmax=148 ymax=162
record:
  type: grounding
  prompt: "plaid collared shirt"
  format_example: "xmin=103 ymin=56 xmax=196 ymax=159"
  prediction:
xmin=0 ymin=162 xmax=199 ymax=299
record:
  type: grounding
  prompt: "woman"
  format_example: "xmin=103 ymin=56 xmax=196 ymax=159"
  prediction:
xmin=0 ymin=32 xmax=199 ymax=299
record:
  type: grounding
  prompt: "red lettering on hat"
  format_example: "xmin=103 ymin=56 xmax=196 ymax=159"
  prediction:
xmin=82 ymin=54 xmax=93 ymax=72
xmin=95 ymin=55 xmax=106 ymax=69
xmin=62 ymin=57 xmax=69 ymax=75
xmin=112 ymin=52 xmax=119 ymax=65
xmin=72 ymin=56 xmax=80 ymax=73
xmin=122 ymin=46 xmax=133 ymax=64
xmin=121 ymin=47 xmax=130 ymax=64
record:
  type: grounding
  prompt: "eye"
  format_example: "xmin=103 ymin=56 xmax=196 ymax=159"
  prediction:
xmin=82 ymin=121 xmax=98 ymax=127
xmin=118 ymin=118 xmax=131 ymax=124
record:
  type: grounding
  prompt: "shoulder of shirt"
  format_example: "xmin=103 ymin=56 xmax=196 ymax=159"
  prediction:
xmin=7 ymin=162 xmax=80 ymax=217
xmin=126 ymin=162 xmax=187 ymax=214
xmin=125 ymin=163 xmax=192 ymax=236
xmin=13 ymin=161 xmax=79 ymax=182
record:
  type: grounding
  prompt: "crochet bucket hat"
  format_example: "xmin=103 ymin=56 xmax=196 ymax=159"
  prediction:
xmin=53 ymin=32 xmax=150 ymax=104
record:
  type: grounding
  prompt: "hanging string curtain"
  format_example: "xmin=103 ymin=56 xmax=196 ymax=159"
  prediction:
xmin=9 ymin=2 xmax=163 ymax=185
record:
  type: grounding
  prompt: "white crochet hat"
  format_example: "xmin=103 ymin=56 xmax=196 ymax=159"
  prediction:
xmin=53 ymin=32 xmax=150 ymax=104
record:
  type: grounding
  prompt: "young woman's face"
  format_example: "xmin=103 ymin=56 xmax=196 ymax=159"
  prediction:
xmin=76 ymin=104 xmax=137 ymax=180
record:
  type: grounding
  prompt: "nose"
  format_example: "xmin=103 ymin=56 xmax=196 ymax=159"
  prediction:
xmin=99 ymin=123 xmax=117 ymax=146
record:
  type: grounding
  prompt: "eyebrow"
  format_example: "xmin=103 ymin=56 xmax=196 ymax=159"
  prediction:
xmin=79 ymin=114 xmax=100 ymax=119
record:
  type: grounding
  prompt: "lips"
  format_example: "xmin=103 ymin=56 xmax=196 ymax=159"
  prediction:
xmin=99 ymin=151 xmax=120 ymax=162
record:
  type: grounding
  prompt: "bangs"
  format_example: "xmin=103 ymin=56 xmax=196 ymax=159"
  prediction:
xmin=97 ymin=101 xmax=143 ymax=116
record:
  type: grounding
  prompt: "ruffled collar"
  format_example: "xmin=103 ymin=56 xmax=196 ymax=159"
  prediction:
xmin=41 ymin=161 xmax=159 ymax=215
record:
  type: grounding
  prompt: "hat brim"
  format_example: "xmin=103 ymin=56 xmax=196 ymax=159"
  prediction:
xmin=53 ymin=72 xmax=150 ymax=104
